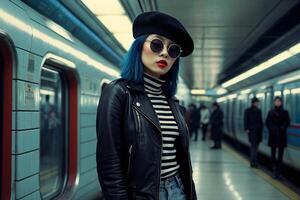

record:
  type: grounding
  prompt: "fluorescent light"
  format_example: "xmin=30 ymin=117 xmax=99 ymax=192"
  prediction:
xmin=228 ymin=94 xmax=237 ymax=99
xmin=274 ymin=91 xmax=281 ymax=96
xmin=283 ymin=89 xmax=290 ymax=95
xmin=113 ymin=33 xmax=134 ymax=50
xmin=81 ymin=0 xmax=125 ymax=15
xmin=289 ymin=42 xmax=300 ymax=55
xmin=217 ymin=96 xmax=227 ymax=102
xmin=216 ymin=88 xmax=227 ymax=95
xmin=81 ymin=0 xmax=133 ymax=50
xmin=241 ymin=89 xmax=251 ymax=94
xmin=97 ymin=15 xmax=132 ymax=33
xmin=291 ymin=88 xmax=300 ymax=94
xmin=278 ymin=74 xmax=300 ymax=84
xmin=256 ymin=93 xmax=264 ymax=98
xmin=191 ymin=89 xmax=206 ymax=95
xmin=40 ymin=89 xmax=55 ymax=96
xmin=222 ymin=47 xmax=297 ymax=88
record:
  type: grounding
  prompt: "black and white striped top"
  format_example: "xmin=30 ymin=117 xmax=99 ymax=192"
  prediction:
xmin=143 ymin=73 xmax=180 ymax=180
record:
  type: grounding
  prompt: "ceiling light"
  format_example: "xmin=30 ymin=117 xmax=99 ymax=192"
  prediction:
xmin=97 ymin=15 xmax=132 ymax=33
xmin=191 ymin=89 xmax=206 ymax=95
xmin=81 ymin=0 xmax=133 ymax=50
xmin=221 ymin=42 xmax=300 ymax=88
xmin=81 ymin=0 xmax=125 ymax=15
xmin=278 ymin=74 xmax=300 ymax=84
xmin=241 ymin=89 xmax=251 ymax=94
xmin=291 ymin=88 xmax=300 ymax=94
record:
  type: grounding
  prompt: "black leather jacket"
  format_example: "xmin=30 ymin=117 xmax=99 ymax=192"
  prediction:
xmin=96 ymin=78 xmax=197 ymax=200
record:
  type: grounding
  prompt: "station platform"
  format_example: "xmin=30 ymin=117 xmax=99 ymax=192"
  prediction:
xmin=190 ymin=140 xmax=300 ymax=200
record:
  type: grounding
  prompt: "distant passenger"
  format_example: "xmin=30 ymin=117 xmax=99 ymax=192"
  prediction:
xmin=190 ymin=103 xmax=201 ymax=141
xmin=244 ymin=97 xmax=263 ymax=168
xmin=209 ymin=102 xmax=224 ymax=149
xmin=96 ymin=11 xmax=197 ymax=199
xmin=266 ymin=96 xmax=290 ymax=179
xmin=200 ymin=104 xmax=210 ymax=141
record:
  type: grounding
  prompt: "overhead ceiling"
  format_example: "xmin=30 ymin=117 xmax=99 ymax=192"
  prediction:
xmin=122 ymin=0 xmax=300 ymax=90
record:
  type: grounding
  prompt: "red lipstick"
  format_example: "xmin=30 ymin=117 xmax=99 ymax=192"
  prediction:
xmin=156 ymin=60 xmax=168 ymax=68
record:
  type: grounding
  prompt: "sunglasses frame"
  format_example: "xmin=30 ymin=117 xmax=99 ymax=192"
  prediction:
xmin=145 ymin=38 xmax=183 ymax=59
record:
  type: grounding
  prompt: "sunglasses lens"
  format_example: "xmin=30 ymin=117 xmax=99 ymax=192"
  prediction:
xmin=150 ymin=39 xmax=164 ymax=53
xmin=168 ymin=44 xmax=181 ymax=58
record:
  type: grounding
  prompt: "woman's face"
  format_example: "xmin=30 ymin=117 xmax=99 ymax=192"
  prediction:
xmin=141 ymin=34 xmax=178 ymax=78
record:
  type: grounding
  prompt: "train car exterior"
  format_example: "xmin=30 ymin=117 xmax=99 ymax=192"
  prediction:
xmin=218 ymin=69 xmax=300 ymax=172
xmin=0 ymin=1 xmax=192 ymax=199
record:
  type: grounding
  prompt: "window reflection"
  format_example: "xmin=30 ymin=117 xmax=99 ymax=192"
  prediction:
xmin=40 ymin=67 xmax=66 ymax=199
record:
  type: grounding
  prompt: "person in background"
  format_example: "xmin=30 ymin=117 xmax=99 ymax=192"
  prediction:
xmin=200 ymin=103 xmax=210 ymax=141
xmin=244 ymin=97 xmax=263 ymax=168
xmin=209 ymin=102 xmax=224 ymax=149
xmin=190 ymin=103 xmax=201 ymax=141
xmin=266 ymin=96 xmax=290 ymax=178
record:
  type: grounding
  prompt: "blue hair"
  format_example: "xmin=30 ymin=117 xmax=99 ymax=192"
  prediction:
xmin=120 ymin=35 xmax=180 ymax=97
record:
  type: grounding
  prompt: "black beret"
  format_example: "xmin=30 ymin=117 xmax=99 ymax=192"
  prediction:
xmin=133 ymin=11 xmax=194 ymax=57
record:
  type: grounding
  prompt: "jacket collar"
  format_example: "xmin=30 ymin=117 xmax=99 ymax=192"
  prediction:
xmin=126 ymin=80 xmax=145 ymax=93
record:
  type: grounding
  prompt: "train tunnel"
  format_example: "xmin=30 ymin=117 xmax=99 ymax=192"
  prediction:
xmin=1 ymin=0 xmax=300 ymax=199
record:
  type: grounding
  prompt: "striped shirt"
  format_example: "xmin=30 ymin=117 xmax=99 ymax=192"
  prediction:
xmin=143 ymin=73 xmax=180 ymax=180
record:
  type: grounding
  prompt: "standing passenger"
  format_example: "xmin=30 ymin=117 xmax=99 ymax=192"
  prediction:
xmin=96 ymin=11 xmax=197 ymax=199
xmin=191 ymin=103 xmax=201 ymax=141
xmin=266 ymin=96 xmax=290 ymax=178
xmin=244 ymin=97 xmax=263 ymax=168
xmin=210 ymin=102 xmax=224 ymax=149
xmin=200 ymin=104 xmax=210 ymax=141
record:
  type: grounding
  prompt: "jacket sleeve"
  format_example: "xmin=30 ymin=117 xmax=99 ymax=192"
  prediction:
xmin=96 ymin=82 xmax=129 ymax=200
xmin=284 ymin=110 xmax=291 ymax=129
xmin=265 ymin=111 xmax=271 ymax=129
xmin=244 ymin=109 xmax=249 ymax=130
xmin=259 ymin=110 xmax=263 ymax=132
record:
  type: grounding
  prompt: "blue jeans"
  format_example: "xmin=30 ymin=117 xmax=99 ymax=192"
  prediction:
xmin=160 ymin=174 xmax=187 ymax=200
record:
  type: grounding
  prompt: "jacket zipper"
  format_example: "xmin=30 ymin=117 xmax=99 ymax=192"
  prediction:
xmin=133 ymin=105 xmax=162 ymax=199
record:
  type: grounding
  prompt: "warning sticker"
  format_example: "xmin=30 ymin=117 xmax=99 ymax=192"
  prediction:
xmin=25 ymin=83 xmax=35 ymax=105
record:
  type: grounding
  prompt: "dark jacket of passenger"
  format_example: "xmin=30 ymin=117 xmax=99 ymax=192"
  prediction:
xmin=244 ymin=106 xmax=263 ymax=144
xmin=96 ymin=79 xmax=197 ymax=200
xmin=190 ymin=108 xmax=201 ymax=131
xmin=210 ymin=107 xmax=224 ymax=140
xmin=266 ymin=106 xmax=290 ymax=148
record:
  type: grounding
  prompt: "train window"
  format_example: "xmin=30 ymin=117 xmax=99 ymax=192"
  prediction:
xmin=295 ymin=93 xmax=300 ymax=123
xmin=39 ymin=66 xmax=67 ymax=199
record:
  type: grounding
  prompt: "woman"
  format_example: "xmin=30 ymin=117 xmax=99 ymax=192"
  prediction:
xmin=266 ymin=96 xmax=290 ymax=178
xmin=96 ymin=11 xmax=197 ymax=200
xmin=200 ymin=104 xmax=210 ymax=141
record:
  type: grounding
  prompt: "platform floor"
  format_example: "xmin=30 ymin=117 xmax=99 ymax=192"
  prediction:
xmin=190 ymin=140 xmax=300 ymax=200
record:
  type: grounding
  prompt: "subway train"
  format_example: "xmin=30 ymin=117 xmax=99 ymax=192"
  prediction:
xmin=217 ymin=69 xmax=300 ymax=174
xmin=0 ymin=1 xmax=192 ymax=200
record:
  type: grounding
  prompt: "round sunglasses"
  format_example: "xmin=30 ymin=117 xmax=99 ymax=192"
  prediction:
xmin=146 ymin=39 xmax=182 ymax=59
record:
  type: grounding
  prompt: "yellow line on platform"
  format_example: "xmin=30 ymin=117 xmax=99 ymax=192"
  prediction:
xmin=223 ymin=143 xmax=300 ymax=200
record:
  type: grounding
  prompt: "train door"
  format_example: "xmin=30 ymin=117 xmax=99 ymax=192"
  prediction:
xmin=0 ymin=37 xmax=13 ymax=200
xmin=231 ymin=99 xmax=237 ymax=137
xmin=40 ymin=66 xmax=67 ymax=199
